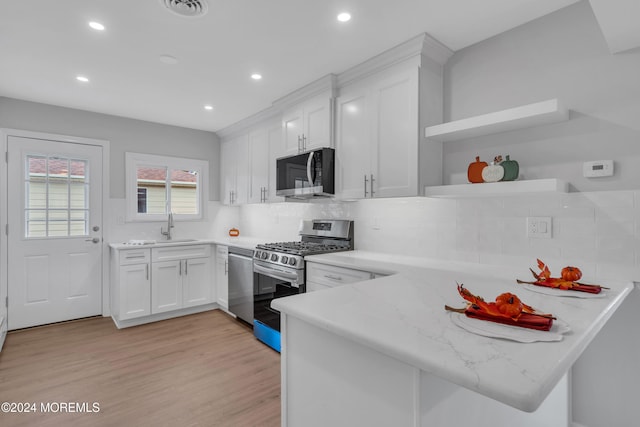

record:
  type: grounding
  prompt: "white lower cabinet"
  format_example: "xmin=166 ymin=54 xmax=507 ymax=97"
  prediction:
xmin=215 ymin=245 xmax=229 ymax=309
xmin=151 ymin=245 xmax=212 ymax=314
xmin=306 ymin=262 xmax=382 ymax=292
xmin=111 ymin=244 xmax=214 ymax=326
xmin=111 ymin=248 xmax=151 ymax=321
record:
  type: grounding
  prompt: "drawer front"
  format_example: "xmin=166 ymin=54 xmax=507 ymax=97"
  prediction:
xmin=216 ymin=245 xmax=228 ymax=257
xmin=306 ymin=281 xmax=332 ymax=293
xmin=119 ymin=248 xmax=151 ymax=265
xmin=152 ymin=244 xmax=211 ymax=262
xmin=306 ymin=262 xmax=372 ymax=287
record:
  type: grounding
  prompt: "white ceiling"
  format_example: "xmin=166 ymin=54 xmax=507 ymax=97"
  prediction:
xmin=0 ymin=0 xmax=634 ymax=133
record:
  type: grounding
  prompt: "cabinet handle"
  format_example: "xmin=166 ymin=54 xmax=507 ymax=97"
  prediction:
xmin=370 ymin=174 xmax=375 ymax=197
xmin=146 ymin=264 xmax=149 ymax=281
xmin=185 ymin=260 xmax=188 ymax=275
xmin=224 ymin=260 xmax=228 ymax=275
xmin=364 ymin=175 xmax=369 ymax=198
xmin=179 ymin=260 xmax=182 ymax=276
xmin=297 ymin=135 xmax=302 ymax=153
xmin=302 ymin=134 xmax=307 ymax=152
xmin=324 ymin=274 xmax=343 ymax=281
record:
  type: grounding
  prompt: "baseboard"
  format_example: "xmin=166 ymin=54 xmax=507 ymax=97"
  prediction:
xmin=572 ymin=422 xmax=588 ymax=427
xmin=111 ymin=303 xmax=220 ymax=329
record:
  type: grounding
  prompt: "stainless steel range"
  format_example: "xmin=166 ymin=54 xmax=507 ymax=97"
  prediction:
xmin=252 ymin=219 xmax=354 ymax=351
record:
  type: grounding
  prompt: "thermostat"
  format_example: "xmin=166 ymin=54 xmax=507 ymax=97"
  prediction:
xmin=583 ymin=160 xmax=614 ymax=178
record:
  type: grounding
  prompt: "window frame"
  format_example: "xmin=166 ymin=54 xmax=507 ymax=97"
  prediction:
xmin=125 ymin=152 xmax=208 ymax=222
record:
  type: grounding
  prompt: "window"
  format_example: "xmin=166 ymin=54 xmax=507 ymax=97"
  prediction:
xmin=24 ymin=155 xmax=90 ymax=238
xmin=125 ymin=152 xmax=208 ymax=222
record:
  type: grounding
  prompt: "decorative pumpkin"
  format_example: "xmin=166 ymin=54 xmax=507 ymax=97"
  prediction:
xmin=501 ymin=155 xmax=519 ymax=181
xmin=228 ymin=228 xmax=240 ymax=237
xmin=561 ymin=266 xmax=582 ymax=282
xmin=481 ymin=161 xmax=504 ymax=183
xmin=495 ymin=292 xmax=523 ymax=318
xmin=467 ymin=156 xmax=488 ymax=184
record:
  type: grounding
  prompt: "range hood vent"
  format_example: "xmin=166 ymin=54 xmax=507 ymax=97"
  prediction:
xmin=161 ymin=0 xmax=208 ymax=18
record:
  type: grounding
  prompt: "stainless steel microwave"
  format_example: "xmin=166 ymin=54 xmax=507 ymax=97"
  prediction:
xmin=276 ymin=148 xmax=335 ymax=199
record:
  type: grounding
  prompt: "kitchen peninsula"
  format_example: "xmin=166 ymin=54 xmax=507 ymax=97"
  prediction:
xmin=273 ymin=252 xmax=633 ymax=426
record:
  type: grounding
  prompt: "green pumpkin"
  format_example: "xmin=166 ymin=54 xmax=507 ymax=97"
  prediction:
xmin=501 ymin=155 xmax=519 ymax=181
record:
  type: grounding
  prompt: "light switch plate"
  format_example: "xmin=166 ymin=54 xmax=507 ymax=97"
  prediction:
xmin=527 ymin=217 xmax=552 ymax=238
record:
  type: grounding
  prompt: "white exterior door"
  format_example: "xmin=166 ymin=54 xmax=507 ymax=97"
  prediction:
xmin=7 ymin=136 xmax=103 ymax=330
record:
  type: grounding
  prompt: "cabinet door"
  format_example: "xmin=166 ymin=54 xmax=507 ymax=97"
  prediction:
xmin=119 ymin=263 xmax=151 ymax=320
xmin=248 ymin=127 xmax=269 ymax=204
xmin=216 ymin=247 xmax=229 ymax=309
xmin=183 ymin=257 xmax=212 ymax=307
xmin=234 ymin=134 xmax=249 ymax=205
xmin=371 ymin=68 xmax=419 ymax=198
xmin=335 ymin=85 xmax=371 ymax=199
xmin=283 ymin=108 xmax=304 ymax=155
xmin=220 ymin=140 xmax=236 ymax=205
xmin=151 ymin=260 xmax=182 ymax=313
xmin=303 ymin=95 xmax=332 ymax=151
xmin=220 ymin=135 xmax=249 ymax=205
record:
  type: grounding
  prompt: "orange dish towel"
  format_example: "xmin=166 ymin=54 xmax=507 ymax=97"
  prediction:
xmin=465 ymin=306 xmax=553 ymax=331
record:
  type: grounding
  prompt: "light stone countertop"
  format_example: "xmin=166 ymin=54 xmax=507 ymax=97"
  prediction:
xmin=109 ymin=237 xmax=264 ymax=251
xmin=273 ymin=250 xmax=634 ymax=412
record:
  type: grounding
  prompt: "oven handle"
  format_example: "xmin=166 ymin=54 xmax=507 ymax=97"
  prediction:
xmin=254 ymin=263 xmax=300 ymax=286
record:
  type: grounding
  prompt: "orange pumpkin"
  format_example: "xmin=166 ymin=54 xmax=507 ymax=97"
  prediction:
xmin=467 ymin=156 xmax=488 ymax=184
xmin=495 ymin=293 xmax=523 ymax=318
xmin=561 ymin=266 xmax=582 ymax=282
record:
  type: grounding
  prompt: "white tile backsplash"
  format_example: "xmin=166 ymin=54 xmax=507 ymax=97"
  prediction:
xmin=107 ymin=190 xmax=640 ymax=282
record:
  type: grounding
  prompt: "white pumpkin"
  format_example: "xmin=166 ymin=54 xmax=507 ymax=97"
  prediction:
xmin=481 ymin=162 xmax=504 ymax=182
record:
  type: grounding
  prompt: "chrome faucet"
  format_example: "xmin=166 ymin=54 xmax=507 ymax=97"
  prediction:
xmin=161 ymin=212 xmax=174 ymax=240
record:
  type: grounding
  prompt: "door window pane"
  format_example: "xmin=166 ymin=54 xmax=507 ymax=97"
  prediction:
xmin=24 ymin=155 xmax=89 ymax=238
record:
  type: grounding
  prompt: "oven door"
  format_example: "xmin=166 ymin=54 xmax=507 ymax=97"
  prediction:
xmin=253 ymin=260 xmax=304 ymax=352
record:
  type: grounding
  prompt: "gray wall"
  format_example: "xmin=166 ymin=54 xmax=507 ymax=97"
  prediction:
xmin=444 ymin=2 xmax=639 ymax=426
xmin=443 ymin=0 xmax=640 ymax=192
xmin=0 ymin=97 xmax=220 ymax=200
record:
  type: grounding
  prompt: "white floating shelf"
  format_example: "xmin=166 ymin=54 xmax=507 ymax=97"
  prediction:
xmin=424 ymin=179 xmax=569 ymax=198
xmin=424 ymin=99 xmax=569 ymax=142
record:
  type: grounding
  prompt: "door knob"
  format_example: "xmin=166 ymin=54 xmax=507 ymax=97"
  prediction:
xmin=85 ymin=237 xmax=100 ymax=244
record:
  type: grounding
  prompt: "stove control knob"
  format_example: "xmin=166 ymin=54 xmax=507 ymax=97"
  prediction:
xmin=261 ymin=252 xmax=268 ymax=260
xmin=254 ymin=251 xmax=260 ymax=259
xmin=281 ymin=256 xmax=288 ymax=264
xmin=270 ymin=253 xmax=278 ymax=262
xmin=288 ymin=258 xmax=297 ymax=266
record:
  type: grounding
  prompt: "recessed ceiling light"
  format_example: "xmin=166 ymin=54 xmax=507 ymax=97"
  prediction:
xmin=251 ymin=73 xmax=262 ymax=80
xmin=76 ymin=76 xmax=89 ymax=83
xmin=337 ymin=12 xmax=351 ymax=22
xmin=204 ymin=105 xmax=214 ymax=111
xmin=88 ymin=21 xmax=105 ymax=31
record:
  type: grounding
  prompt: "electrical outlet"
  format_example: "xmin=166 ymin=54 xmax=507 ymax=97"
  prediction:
xmin=527 ymin=217 xmax=552 ymax=238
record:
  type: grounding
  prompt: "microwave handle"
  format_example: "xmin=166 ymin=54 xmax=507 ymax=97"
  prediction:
xmin=307 ymin=151 xmax=315 ymax=186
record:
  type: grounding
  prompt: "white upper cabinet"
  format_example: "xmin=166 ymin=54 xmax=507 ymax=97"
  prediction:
xmin=248 ymin=118 xmax=283 ymax=204
xmin=282 ymin=92 xmax=333 ymax=154
xmin=335 ymin=34 xmax=452 ymax=199
xmin=220 ymin=134 xmax=248 ymax=205
xmin=217 ymin=34 xmax=452 ymax=203
xmin=336 ymin=65 xmax=420 ymax=199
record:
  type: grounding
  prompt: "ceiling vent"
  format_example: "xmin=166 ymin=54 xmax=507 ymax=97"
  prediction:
xmin=161 ymin=0 xmax=209 ymax=18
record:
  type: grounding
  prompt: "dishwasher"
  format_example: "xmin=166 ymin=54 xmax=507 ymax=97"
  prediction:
xmin=227 ymin=246 xmax=255 ymax=325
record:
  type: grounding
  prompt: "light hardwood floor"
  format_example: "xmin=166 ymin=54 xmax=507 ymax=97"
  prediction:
xmin=0 ymin=310 xmax=281 ymax=426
